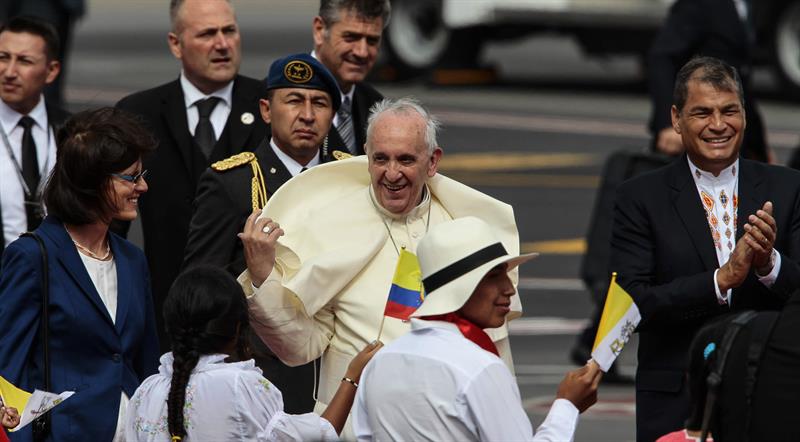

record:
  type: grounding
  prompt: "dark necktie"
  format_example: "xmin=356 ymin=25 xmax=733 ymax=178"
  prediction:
xmin=19 ymin=116 xmax=42 ymax=230
xmin=337 ymin=96 xmax=357 ymax=154
xmin=194 ymin=97 xmax=221 ymax=159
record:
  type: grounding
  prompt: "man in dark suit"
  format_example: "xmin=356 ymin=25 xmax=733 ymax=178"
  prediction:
xmin=611 ymin=56 xmax=800 ymax=441
xmin=647 ymin=0 xmax=770 ymax=163
xmin=0 ymin=16 xmax=69 ymax=249
xmin=312 ymin=0 xmax=389 ymax=155
xmin=115 ymin=0 xmax=267 ymax=350
xmin=183 ymin=53 xmax=346 ymax=413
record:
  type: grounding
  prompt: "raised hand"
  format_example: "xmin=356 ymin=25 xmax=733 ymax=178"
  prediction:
xmin=742 ymin=201 xmax=777 ymax=275
xmin=239 ymin=211 xmax=284 ymax=287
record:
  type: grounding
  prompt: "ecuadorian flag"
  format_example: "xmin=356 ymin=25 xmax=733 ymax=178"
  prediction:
xmin=591 ymin=273 xmax=641 ymax=372
xmin=383 ymin=248 xmax=425 ymax=321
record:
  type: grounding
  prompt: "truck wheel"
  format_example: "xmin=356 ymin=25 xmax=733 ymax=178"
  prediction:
xmin=773 ymin=0 xmax=800 ymax=98
xmin=383 ymin=0 xmax=482 ymax=78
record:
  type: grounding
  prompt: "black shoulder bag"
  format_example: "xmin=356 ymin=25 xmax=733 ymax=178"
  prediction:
xmin=21 ymin=232 xmax=51 ymax=442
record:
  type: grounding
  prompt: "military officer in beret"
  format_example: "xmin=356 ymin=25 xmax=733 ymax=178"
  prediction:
xmin=182 ymin=53 xmax=348 ymax=413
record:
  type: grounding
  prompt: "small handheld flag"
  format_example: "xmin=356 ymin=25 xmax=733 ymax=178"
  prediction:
xmin=591 ymin=273 xmax=641 ymax=372
xmin=0 ymin=375 xmax=74 ymax=432
xmin=383 ymin=248 xmax=425 ymax=321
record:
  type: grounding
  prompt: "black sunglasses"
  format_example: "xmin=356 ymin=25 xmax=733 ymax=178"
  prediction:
xmin=111 ymin=169 xmax=148 ymax=184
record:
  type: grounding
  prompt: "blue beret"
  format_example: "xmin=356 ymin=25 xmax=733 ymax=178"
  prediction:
xmin=265 ymin=53 xmax=341 ymax=111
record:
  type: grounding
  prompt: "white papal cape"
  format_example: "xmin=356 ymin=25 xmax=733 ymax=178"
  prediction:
xmin=239 ymin=156 xmax=523 ymax=432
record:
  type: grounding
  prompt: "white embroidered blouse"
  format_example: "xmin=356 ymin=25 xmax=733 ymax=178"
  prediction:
xmin=125 ymin=353 xmax=337 ymax=441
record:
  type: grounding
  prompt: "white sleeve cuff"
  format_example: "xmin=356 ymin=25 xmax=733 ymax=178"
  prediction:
xmin=756 ymin=249 xmax=781 ymax=287
xmin=533 ymin=398 xmax=579 ymax=442
xmin=713 ymin=269 xmax=731 ymax=305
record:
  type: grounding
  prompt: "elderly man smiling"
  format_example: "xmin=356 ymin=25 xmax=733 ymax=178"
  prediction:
xmin=238 ymin=97 xmax=524 ymax=432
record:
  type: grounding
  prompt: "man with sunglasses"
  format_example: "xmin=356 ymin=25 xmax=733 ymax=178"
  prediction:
xmin=0 ymin=16 xmax=68 ymax=249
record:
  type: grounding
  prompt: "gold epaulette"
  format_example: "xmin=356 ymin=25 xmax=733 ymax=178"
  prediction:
xmin=209 ymin=152 xmax=267 ymax=211
xmin=332 ymin=150 xmax=353 ymax=160
xmin=211 ymin=152 xmax=256 ymax=172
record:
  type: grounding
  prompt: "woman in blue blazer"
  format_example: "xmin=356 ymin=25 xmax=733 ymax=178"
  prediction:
xmin=0 ymin=107 xmax=160 ymax=441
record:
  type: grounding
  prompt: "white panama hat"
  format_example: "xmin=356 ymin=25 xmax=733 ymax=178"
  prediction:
xmin=412 ymin=217 xmax=538 ymax=318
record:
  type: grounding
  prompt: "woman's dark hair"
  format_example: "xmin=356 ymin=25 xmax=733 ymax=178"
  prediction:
xmin=43 ymin=107 xmax=156 ymax=225
xmin=163 ymin=266 xmax=251 ymax=440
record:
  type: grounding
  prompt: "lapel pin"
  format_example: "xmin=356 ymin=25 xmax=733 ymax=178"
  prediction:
xmin=270 ymin=167 xmax=277 ymax=174
xmin=241 ymin=112 xmax=254 ymax=125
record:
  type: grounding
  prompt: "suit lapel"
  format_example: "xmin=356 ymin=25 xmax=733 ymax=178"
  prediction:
xmin=109 ymin=234 xmax=131 ymax=333
xmin=350 ymin=85 xmax=369 ymax=153
xmin=42 ymin=220 xmax=116 ymax=328
xmin=217 ymin=76 xmax=258 ymax=161
xmin=325 ymin=124 xmax=347 ymax=154
xmin=161 ymin=81 xmax=196 ymax=179
xmin=669 ymin=158 xmax=719 ymax=271
xmin=255 ymin=139 xmax=293 ymax=196
xmin=736 ymin=159 xmax=764 ymax=241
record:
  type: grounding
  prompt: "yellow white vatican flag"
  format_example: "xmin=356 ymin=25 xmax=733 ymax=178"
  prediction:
xmin=0 ymin=375 xmax=74 ymax=431
xmin=591 ymin=273 xmax=641 ymax=372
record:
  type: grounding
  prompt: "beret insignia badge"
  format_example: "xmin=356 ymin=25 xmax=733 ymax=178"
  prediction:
xmin=284 ymin=60 xmax=313 ymax=84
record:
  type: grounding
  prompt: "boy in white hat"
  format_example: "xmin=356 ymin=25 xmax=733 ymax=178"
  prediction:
xmin=352 ymin=216 xmax=602 ymax=441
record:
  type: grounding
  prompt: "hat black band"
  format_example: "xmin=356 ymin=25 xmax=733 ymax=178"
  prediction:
xmin=423 ymin=242 xmax=508 ymax=294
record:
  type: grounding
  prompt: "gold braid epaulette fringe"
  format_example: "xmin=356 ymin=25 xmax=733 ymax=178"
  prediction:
xmin=210 ymin=152 xmax=267 ymax=211
xmin=250 ymin=160 xmax=267 ymax=211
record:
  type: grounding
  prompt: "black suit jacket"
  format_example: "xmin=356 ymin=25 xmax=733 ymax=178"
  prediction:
xmin=0 ymin=101 xmax=70 ymax=249
xmin=647 ymin=0 xmax=767 ymax=162
xmin=115 ymin=75 xmax=268 ymax=350
xmin=611 ymin=156 xmax=800 ymax=441
xmin=325 ymin=82 xmax=383 ymax=155
xmin=182 ymin=138 xmax=337 ymax=275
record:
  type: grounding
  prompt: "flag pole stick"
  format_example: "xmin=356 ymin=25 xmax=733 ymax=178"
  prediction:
xmin=377 ymin=315 xmax=387 ymax=342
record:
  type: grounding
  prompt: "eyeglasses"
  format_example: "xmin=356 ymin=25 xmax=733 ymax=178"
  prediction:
xmin=111 ymin=169 xmax=148 ymax=184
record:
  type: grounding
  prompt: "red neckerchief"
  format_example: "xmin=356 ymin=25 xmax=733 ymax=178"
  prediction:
xmin=422 ymin=312 xmax=499 ymax=356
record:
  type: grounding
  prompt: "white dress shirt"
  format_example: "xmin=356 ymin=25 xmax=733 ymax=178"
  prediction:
xmin=0 ymin=97 xmax=56 ymax=246
xmin=126 ymin=353 xmax=337 ymax=441
xmin=180 ymin=73 xmax=233 ymax=140
xmin=687 ymin=157 xmax=780 ymax=305
xmin=270 ymin=139 xmax=320 ymax=176
xmin=353 ymin=319 xmax=579 ymax=442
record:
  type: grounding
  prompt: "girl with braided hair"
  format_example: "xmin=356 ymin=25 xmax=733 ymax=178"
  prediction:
xmin=125 ymin=266 xmax=382 ymax=441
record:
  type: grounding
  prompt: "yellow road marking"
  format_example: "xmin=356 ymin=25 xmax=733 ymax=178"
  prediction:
xmin=443 ymin=172 xmax=599 ymax=188
xmin=440 ymin=152 xmax=597 ymax=171
xmin=522 ymin=238 xmax=586 ymax=255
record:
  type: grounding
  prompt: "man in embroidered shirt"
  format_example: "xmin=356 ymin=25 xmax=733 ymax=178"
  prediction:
xmin=353 ymin=217 xmax=601 ymax=441
xmin=610 ymin=56 xmax=800 ymax=441
xmin=238 ymin=97 xmax=523 ymax=436
xmin=0 ymin=16 xmax=68 ymax=249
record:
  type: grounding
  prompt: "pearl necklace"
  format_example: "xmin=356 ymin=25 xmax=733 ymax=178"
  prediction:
xmin=65 ymin=227 xmax=111 ymax=261
xmin=73 ymin=240 xmax=111 ymax=261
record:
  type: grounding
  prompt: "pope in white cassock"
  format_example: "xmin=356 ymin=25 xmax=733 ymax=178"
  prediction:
xmin=238 ymin=97 xmax=523 ymax=435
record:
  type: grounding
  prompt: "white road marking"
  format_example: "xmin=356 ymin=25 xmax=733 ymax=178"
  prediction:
xmin=518 ymin=277 xmax=586 ymax=291
xmin=508 ymin=317 xmax=589 ymax=335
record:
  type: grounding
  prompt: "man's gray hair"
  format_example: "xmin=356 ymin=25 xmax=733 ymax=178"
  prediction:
xmin=366 ymin=98 xmax=441 ymax=154
xmin=319 ymin=0 xmax=391 ymax=29
xmin=169 ymin=0 xmax=233 ymax=32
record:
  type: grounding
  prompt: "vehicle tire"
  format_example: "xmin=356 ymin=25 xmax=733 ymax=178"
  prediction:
xmin=383 ymin=0 xmax=482 ymax=78
xmin=772 ymin=0 xmax=800 ymax=98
